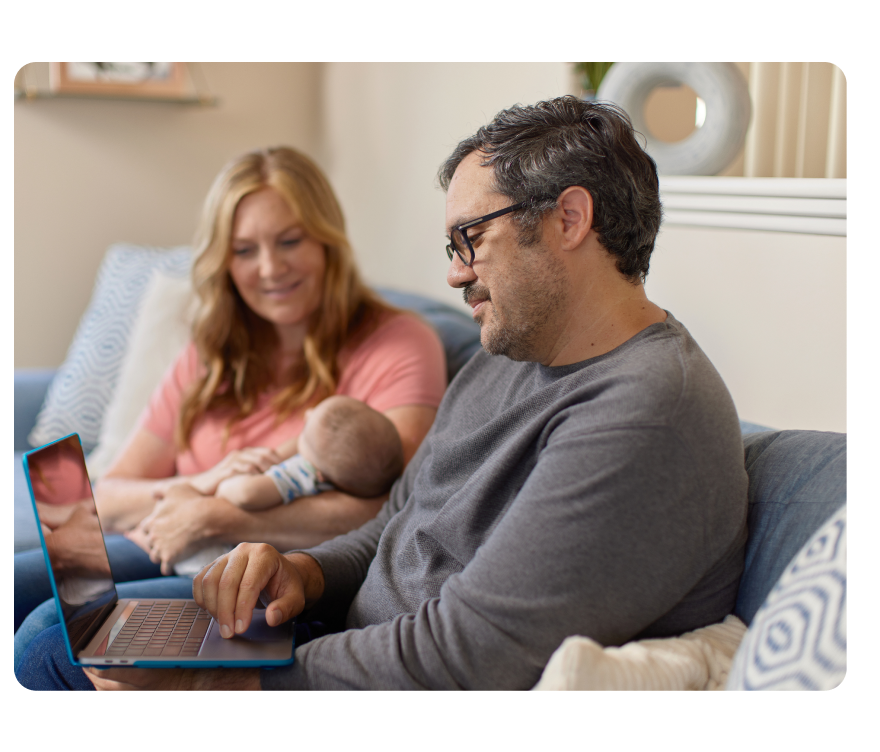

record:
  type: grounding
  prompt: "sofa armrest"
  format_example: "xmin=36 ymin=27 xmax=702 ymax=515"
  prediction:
xmin=14 ymin=368 xmax=56 ymax=451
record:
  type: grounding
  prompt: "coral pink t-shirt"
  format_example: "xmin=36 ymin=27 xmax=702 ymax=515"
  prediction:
xmin=138 ymin=312 xmax=447 ymax=477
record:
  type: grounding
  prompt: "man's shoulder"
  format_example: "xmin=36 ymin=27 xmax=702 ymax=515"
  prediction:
xmin=455 ymin=314 xmax=730 ymax=430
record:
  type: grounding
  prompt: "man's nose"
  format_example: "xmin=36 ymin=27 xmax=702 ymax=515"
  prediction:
xmin=446 ymin=253 xmax=476 ymax=289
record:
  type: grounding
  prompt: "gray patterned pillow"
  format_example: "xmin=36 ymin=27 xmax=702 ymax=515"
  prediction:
xmin=727 ymin=504 xmax=846 ymax=690
xmin=28 ymin=244 xmax=192 ymax=453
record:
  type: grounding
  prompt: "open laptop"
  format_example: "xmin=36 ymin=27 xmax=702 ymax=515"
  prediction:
xmin=23 ymin=433 xmax=295 ymax=668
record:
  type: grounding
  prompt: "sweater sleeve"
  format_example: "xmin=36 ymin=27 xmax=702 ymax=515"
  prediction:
xmin=261 ymin=418 xmax=745 ymax=690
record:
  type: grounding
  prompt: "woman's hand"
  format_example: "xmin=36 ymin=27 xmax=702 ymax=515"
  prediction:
xmin=193 ymin=545 xmax=324 ymax=638
xmin=136 ymin=484 xmax=220 ymax=574
xmin=187 ymin=447 xmax=282 ymax=496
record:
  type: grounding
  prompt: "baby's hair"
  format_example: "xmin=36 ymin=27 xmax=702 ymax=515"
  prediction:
xmin=307 ymin=396 xmax=404 ymax=497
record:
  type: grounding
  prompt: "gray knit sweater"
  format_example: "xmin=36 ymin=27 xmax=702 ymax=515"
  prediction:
xmin=262 ymin=313 xmax=748 ymax=690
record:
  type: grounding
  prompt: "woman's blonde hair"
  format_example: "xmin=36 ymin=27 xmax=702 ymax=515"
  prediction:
xmin=177 ymin=146 xmax=392 ymax=448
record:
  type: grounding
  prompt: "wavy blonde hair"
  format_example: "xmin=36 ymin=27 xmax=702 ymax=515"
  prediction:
xmin=176 ymin=147 xmax=393 ymax=448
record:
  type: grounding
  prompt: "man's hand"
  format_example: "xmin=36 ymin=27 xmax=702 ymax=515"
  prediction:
xmin=193 ymin=544 xmax=324 ymax=638
xmin=188 ymin=447 xmax=282 ymax=496
xmin=137 ymin=484 xmax=218 ymax=575
xmin=84 ymin=666 xmax=261 ymax=691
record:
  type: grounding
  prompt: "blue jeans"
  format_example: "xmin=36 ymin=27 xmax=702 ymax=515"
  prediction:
xmin=16 ymin=619 xmax=324 ymax=690
xmin=14 ymin=535 xmax=189 ymax=670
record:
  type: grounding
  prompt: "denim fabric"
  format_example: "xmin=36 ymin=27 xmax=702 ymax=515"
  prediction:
xmin=17 ymin=617 xmax=322 ymax=691
xmin=15 ymin=534 xmax=164 ymax=631
xmin=735 ymin=430 xmax=846 ymax=625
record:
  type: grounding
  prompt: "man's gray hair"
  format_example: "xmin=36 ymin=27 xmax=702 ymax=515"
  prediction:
xmin=438 ymin=96 xmax=662 ymax=283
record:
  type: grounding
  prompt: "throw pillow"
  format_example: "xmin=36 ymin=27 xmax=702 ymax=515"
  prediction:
xmin=726 ymin=504 xmax=846 ymax=690
xmin=86 ymin=270 xmax=196 ymax=477
xmin=532 ymin=615 xmax=747 ymax=691
xmin=28 ymin=244 xmax=192 ymax=453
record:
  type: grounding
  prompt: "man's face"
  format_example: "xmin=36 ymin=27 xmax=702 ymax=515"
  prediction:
xmin=445 ymin=151 xmax=567 ymax=363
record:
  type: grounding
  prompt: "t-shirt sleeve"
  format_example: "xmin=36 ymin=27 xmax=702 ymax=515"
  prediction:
xmin=137 ymin=342 xmax=200 ymax=446
xmin=336 ymin=313 xmax=447 ymax=413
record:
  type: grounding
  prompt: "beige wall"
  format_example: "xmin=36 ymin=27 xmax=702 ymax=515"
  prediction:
xmin=646 ymin=225 xmax=846 ymax=432
xmin=15 ymin=62 xmax=324 ymax=367
xmin=14 ymin=62 xmax=845 ymax=431
xmin=322 ymin=62 xmax=573 ymax=310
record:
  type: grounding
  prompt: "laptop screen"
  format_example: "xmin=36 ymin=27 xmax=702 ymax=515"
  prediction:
xmin=25 ymin=434 xmax=118 ymax=649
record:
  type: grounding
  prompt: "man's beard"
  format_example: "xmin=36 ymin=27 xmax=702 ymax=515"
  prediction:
xmin=463 ymin=265 xmax=566 ymax=363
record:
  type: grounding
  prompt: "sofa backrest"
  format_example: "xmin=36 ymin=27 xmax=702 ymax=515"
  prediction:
xmin=734 ymin=429 xmax=847 ymax=625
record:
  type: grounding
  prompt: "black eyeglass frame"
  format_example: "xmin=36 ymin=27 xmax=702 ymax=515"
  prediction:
xmin=445 ymin=199 xmax=535 ymax=267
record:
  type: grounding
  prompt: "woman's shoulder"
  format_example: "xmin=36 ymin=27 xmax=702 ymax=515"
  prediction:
xmin=349 ymin=308 xmax=442 ymax=354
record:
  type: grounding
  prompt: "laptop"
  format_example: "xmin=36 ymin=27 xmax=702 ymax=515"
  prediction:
xmin=23 ymin=433 xmax=295 ymax=668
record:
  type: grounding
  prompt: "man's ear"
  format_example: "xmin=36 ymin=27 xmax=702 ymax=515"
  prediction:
xmin=556 ymin=186 xmax=593 ymax=250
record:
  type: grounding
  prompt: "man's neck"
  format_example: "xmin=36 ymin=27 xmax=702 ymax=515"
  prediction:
xmin=540 ymin=275 xmax=667 ymax=367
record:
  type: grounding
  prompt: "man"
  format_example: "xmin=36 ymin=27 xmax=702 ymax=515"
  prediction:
xmin=28 ymin=96 xmax=749 ymax=690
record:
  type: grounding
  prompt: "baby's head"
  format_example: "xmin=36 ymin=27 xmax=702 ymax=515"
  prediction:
xmin=299 ymin=396 xmax=404 ymax=497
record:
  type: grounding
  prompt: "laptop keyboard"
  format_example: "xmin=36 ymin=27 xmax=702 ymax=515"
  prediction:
xmin=106 ymin=600 xmax=212 ymax=658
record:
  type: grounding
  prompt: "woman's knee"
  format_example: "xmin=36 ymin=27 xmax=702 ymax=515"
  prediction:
xmin=15 ymin=625 xmax=95 ymax=691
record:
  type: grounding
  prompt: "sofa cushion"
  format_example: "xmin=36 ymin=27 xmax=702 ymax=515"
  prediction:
xmin=377 ymin=288 xmax=481 ymax=383
xmin=727 ymin=504 xmax=845 ymax=690
xmin=14 ymin=452 xmax=42 ymax=553
xmin=28 ymin=244 xmax=192 ymax=454
xmin=735 ymin=430 xmax=846 ymax=625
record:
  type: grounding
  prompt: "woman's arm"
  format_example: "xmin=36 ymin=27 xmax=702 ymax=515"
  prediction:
xmin=140 ymin=484 xmax=387 ymax=573
xmin=95 ymin=429 xmax=281 ymax=534
xmin=93 ymin=430 xmax=179 ymax=533
xmin=138 ymin=404 xmax=437 ymax=570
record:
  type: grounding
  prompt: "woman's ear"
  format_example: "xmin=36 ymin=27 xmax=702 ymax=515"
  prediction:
xmin=556 ymin=186 xmax=594 ymax=251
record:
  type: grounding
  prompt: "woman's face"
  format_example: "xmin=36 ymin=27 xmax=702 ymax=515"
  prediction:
xmin=228 ymin=187 xmax=326 ymax=349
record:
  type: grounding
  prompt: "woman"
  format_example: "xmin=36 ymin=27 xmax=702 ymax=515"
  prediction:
xmin=14 ymin=146 xmax=447 ymax=667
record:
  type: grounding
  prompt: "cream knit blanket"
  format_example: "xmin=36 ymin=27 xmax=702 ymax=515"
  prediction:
xmin=533 ymin=614 xmax=747 ymax=691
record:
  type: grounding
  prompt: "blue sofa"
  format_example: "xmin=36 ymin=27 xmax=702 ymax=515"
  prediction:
xmin=14 ymin=287 xmax=846 ymax=690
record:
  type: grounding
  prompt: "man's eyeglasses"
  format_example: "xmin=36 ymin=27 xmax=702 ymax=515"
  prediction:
xmin=445 ymin=199 xmax=533 ymax=267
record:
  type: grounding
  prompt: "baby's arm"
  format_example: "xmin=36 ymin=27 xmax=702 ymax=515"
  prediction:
xmin=215 ymin=474 xmax=283 ymax=511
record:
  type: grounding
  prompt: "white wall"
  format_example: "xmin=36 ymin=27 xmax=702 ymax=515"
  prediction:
xmin=646 ymin=225 xmax=846 ymax=432
xmin=321 ymin=62 xmax=573 ymax=310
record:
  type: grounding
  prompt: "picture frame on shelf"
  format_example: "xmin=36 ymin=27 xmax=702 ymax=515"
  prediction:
xmin=49 ymin=63 xmax=187 ymax=99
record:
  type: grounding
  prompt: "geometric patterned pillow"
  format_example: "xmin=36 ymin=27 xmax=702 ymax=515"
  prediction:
xmin=28 ymin=243 xmax=192 ymax=453
xmin=726 ymin=504 xmax=846 ymax=690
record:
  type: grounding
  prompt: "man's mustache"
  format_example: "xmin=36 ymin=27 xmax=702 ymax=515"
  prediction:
xmin=462 ymin=283 xmax=490 ymax=306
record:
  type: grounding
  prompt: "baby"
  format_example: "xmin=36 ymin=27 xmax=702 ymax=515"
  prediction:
xmin=220 ymin=395 xmax=404 ymax=509
xmin=173 ymin=396 xmax=404 ymax=576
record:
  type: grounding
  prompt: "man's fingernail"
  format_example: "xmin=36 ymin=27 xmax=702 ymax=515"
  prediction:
xmin=220 ymin=624 xmax=232 ymax=638
xmin=235 ymin=619 xmax=244 ymax=634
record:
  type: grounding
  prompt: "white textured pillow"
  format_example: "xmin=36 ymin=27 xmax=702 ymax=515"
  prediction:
xmin=29 ymin=244 xmax=191 ymax=453
xmin=86 ymin=270 xmax=196 ymax=477
xmin=532 ymin=615 xmax=747 ymax=691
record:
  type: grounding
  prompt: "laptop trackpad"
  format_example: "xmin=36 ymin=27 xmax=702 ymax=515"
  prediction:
xmin=199 ymin=610 xmax=294 ymax=661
